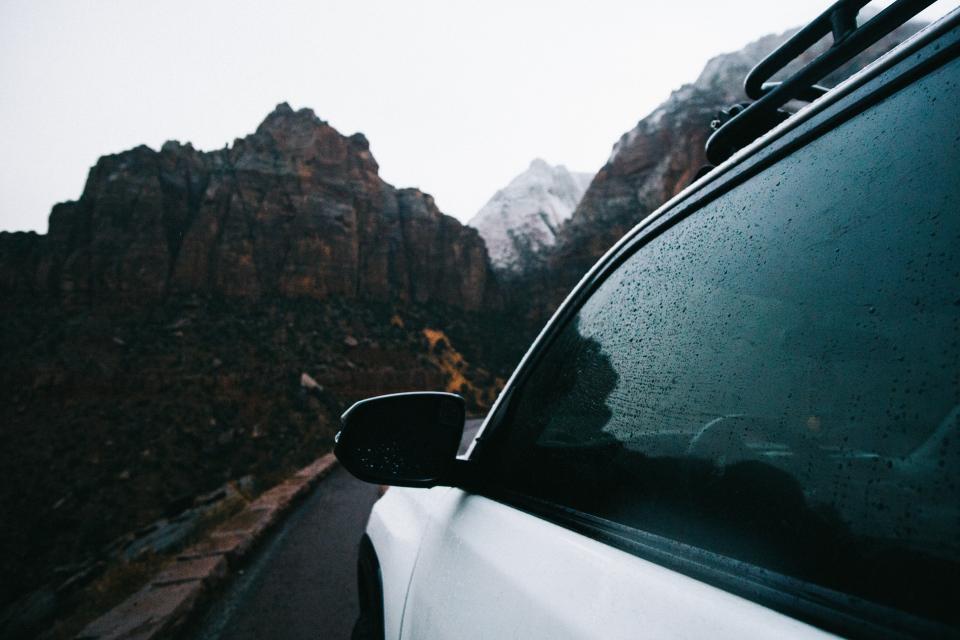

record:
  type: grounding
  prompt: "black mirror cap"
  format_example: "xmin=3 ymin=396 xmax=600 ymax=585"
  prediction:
xmin=334 ymin=392 xmax=465 ymax=488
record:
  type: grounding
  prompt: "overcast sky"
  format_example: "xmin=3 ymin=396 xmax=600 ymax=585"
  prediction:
xmin=0 ymin=0 xmax=953 ymax=232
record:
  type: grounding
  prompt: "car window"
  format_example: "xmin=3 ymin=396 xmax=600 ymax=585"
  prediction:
xmin=486 ymin=56 xmax=960 ymax=627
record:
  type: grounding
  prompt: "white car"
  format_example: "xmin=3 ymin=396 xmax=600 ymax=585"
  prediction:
xmin=335 ymin=3 xmax=960 ymax=638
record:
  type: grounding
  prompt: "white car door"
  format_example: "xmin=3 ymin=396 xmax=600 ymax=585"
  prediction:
xmin=397 ymin=53 xmax=960 ymax=639
xmin=402 ymin=488 xmax=833 ymax=640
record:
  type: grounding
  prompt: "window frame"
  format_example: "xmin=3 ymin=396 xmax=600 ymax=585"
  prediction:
xmin=463 ymin=13 xmax=960 ymax=639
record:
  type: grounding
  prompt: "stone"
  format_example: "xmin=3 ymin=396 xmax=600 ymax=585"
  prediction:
xmin=299 ymin=372 xmax=322 ymax=391
xmin=213 ymin=507 xmax=276 ymax=539
xmin=75 ymin=580 xmax=203 ymax=640
xmin=248 ymin=480 xmax=306 ymax=513
xmin=152 ymin=555 xmax=226 ymax=587
xmin=293 ymin=453 xmax=337 ymax=481
xmin=180 ymin=532 xmax=254 ymax=563
xmin=235 ymin=475 xmax=255 ymax=496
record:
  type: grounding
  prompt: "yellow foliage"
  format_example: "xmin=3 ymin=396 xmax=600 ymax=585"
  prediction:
xmin=422 ymin=327 xmax=444 ymax=348
xmin=422 ymin=328 xmax=469 ymax=394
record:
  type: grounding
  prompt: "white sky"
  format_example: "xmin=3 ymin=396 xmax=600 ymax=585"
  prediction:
xmin=0 ymin=0 xmax=954 ymax=232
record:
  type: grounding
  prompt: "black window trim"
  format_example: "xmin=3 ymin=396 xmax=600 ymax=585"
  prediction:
xmin=462 ymin=11 xmax=960 ymax=640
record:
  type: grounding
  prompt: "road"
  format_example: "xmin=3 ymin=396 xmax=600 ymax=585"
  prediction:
xmin=188 ymin=418 xmax=484 ymax=640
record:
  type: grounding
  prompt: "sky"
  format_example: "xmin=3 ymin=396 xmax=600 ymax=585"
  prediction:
xmin=0 ymin=0 xmax=954 ymax=232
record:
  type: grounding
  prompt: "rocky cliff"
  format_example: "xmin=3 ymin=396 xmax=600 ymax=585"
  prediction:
xmin=1 ymin=103 xmax=494 ymax=311
xmin=0 ymin=106 xmax=526 ymax=626
xmin=523 ymin=21 xmax=925 ymax=318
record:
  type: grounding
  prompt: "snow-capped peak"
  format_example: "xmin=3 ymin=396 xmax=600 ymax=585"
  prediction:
xmin=469 ymin=159 xmax=593 ymax=272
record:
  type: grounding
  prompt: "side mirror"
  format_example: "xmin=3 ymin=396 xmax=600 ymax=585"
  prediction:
xmin=334 ymin=392 xmax=465 ymax=488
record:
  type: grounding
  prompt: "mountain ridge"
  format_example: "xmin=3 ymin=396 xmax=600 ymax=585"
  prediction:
xmin=513 ymin=20 xmax=926 ymax=322
xmin=0 ymin=103 xmax=496 ymax=311
xmin=0 ymin=104 xmax=523 ymax=620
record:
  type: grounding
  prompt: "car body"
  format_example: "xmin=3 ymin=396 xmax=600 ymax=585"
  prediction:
xmin=343 ymin=5 xmax=960 ymax=639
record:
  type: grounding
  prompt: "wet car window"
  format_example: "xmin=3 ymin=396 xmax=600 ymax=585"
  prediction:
xmin=488 ymin=57 xmax=960 ymax=626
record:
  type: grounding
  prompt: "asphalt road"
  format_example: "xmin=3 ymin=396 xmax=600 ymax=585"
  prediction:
xmin=188 ymin=418 xmax=484 ymax=640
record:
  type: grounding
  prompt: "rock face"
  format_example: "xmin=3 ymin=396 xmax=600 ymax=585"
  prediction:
xmin=3 ymin=103 xmax=494 ymax=311
xmin=0 ymin=231 xmax=42 ymax=292
xmin=468 ymin=159 xmax=593 ymax=272
xmin=0 ymin=105 xmax=526 ymax=623
xmin=527 ymin=21 xmax=925 ymax=318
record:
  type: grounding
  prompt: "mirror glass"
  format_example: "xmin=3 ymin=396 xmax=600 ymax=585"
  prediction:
xmin=335 ymin=392 xmax=465 ymax=487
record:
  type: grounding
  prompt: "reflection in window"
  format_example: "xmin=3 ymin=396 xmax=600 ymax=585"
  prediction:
xmin=489 ymin=58 xmax=960 ymax=628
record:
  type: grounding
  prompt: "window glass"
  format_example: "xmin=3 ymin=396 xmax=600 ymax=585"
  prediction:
xmin=489 ymin=58 xmax=960 ymax=626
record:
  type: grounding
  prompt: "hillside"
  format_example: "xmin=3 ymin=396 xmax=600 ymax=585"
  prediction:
xmin=0 ymin=106 xmax=525 ymax=619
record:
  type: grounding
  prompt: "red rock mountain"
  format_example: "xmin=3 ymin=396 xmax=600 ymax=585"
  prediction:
xmin=1 ymin=103 xmax=493 ymax=311
xmin=0 ymin=105 xmax=521 ymax=627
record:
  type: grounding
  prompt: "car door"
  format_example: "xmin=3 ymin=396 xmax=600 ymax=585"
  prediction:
xmin=400 ymin=39 xmax=960 ymax=640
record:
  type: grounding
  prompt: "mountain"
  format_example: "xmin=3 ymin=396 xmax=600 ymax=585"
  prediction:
xmin=468 ymin=159 xmax=593 ymax=272
xmin=522 ymin=20 xmax=927 ymax=319
xmin=0 ymin=103 xmax=494 ymax=311
xmin=0 ymin=106 xmax=528 ymax=622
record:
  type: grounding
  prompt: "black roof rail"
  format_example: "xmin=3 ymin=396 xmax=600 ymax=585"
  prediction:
xmin=705 ymin=0 xmax=936 ymax=166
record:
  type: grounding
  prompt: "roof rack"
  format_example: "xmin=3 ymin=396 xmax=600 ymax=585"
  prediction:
xmin=705 ymin=0 xmax=936 ymax=166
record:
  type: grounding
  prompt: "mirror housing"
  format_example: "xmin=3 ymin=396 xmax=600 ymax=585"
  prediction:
xmin=334 ymin=392 xmax=465 ymax=488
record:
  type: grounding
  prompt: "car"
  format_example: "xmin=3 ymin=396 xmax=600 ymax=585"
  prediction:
xmin=335 ymin=1 xmax=960 ymax=638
